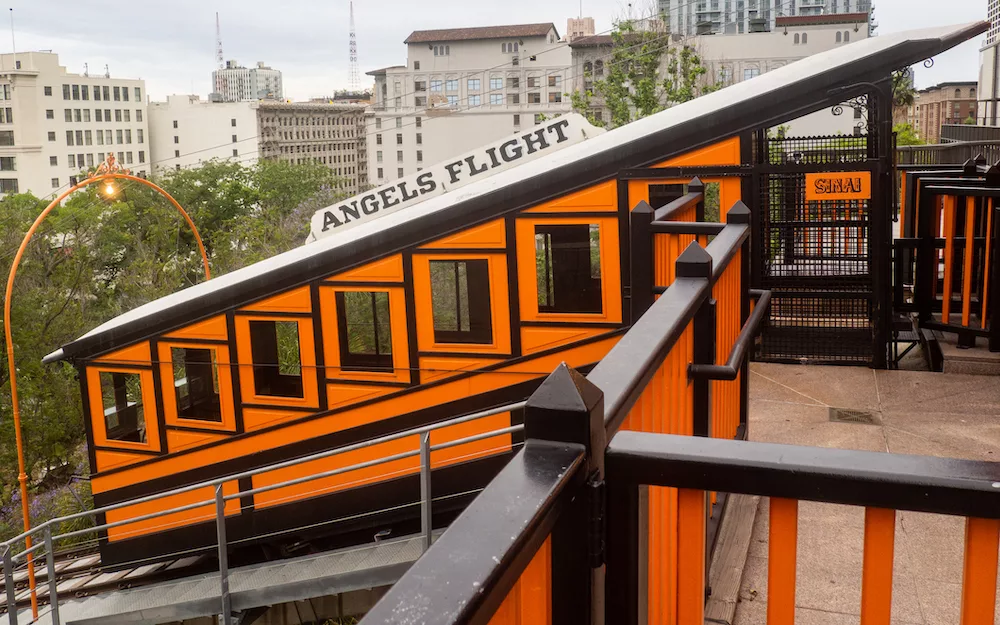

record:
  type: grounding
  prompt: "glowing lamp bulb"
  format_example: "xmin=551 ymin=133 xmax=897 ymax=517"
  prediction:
xmin=104 ymin=183 xmax=115 ymax=196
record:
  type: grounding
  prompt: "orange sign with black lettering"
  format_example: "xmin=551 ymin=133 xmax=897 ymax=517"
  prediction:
xmin=805 ymin=172 xmax=872 ymax=202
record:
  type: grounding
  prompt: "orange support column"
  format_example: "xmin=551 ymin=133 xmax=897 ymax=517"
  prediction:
xmin=942 ymin=196 xmax=957 ymax=324
xmin=959 ymin=517 xmax=1000 ymax=625
xmin=677 ymin=488 xmax=707 ymax=625
xmin=860 ymin=508 xmax=896 ymax=625
xmin=768 ymin=498 xmax=799 ymax=625
xmin=962 ymin=196 xmax=976 ymax=327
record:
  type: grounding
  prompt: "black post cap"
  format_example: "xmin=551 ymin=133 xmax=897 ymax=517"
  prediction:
xmin=631 ymin=199 xmax=654 ymax=215
xmin=726 ymin=200 xmax=751 ymax=224
xmin=688 ymin=176 xmax=705 ymax=192
xmin=524 ymin=363 xmax=605 ymax=456
xmin=675 ymin=241 xmax=713 ymax=278
xmin=963 ymin=158 xmax=978 ymax=175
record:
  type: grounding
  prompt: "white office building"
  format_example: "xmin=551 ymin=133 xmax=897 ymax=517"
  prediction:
xmin=367 ymin=23 xmax=572 ymax=184
xmin=570 ymin=12 xmax=870 ymax=136
xmin=657 ymin=0 xmax=871 ymax=36
xmin=211 ymin=60 xmax=283 ymax=102
xmin=0 ymin=51 xmax=149 ymax=199
xmin=148 ymin=96 xmax=368 ymax=195
xmin=978 ymin=0 xmax=1000 ymax=125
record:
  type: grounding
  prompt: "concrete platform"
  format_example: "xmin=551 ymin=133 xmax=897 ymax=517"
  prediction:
xmin=734 ymin=363 xmax=1000 ymax=625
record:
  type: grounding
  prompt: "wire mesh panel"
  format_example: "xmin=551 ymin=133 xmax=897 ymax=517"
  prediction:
xmin=755 ymin=133 xmax=876 ymax=364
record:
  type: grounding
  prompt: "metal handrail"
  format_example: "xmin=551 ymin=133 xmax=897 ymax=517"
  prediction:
xmin=2 ymin=400 xmax=526 ymax=625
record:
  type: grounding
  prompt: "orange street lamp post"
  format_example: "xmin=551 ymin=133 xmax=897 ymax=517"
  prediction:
xmin=4 ymin=154 xmax=211 ymax=618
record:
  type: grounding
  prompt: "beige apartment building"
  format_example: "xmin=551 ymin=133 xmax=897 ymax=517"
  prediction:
xmin=149 ymin=96 xmax=368 ymax=195
xmin=911 ymin=82 xmax=977 ymax=143
xmin=367 ymin=23 xmax=572 ymax=184
xmin=0 ymin=51 xmax=149 ymax=199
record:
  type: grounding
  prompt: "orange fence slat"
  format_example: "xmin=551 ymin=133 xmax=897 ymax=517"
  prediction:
xmin=963 ymin=196 xmax=976 ymax=327
xmin=486 ymin=536 xmax=552 ymax=625
xmin=943 ymin=195 xmax=957 ymax=324
xmin=959 ymin=517 xmax=1000 ymax=625
xmin=983 ymin=198 xmax=994 ymax=329
xmin=677 ymin=488 xmax=707 ymax=625
xmin=860 ymin=508 xmax=896 ymax=625
xmin=768 ymin=497 xmax=799 ymax=625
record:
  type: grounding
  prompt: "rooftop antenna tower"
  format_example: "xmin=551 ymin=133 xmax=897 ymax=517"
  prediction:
xmin=215 ymin=12 xmax=225 ymax=94
xmin=349 ymin=1 xmax=360 ymax=91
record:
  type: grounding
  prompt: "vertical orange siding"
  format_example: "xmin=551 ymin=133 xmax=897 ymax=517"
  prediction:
xmin=487 ymin=536 xmax=552 ymax=625
xmin=959 ymin=517 xmax=1000 ymax=625
xmin=768 ymin=497 xmax=799 ymax=625
xmin=712 ymin=250 xmax=742 ymax=441
xmin=860 ymin=508 xmax=896 ymax=625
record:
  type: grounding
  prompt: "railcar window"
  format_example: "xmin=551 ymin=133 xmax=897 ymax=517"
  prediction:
xmin=171 ymin=347 xmax=222 ymax=422
xmin=337 ymin=291 xmax=393 ymax=371
xmin=100 ymin=371 xmax=147 ymax=443
xmin=249 ymin=320 xmax=304 ymax=398
xmin=535 ymin=224 xmax=603 ymax=314
xmin=429 ymin=260 xmax=492 ymax=344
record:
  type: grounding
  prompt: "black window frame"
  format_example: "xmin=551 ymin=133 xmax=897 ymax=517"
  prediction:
xmin=248 ymin=319 xmax=305 ymax=398
xmin=99 ymin=371 xmax=147 ymax=444
xmin=429 ymin=259 xmax=493 ymax=345
xmin=336 ymin=291 xmax=394 ymax=371
xmin=170 ymin=346 xmax=223 ymax=423
xmin=534 ymin=223 xmax=604 ymax=315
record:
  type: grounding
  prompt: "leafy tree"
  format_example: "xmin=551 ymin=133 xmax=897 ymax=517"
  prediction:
xmin=0 ymin=158 xmax=346 ymax=538
xmin=893 ymin=122 xmax=925 ymax=146
xmin=570 ymin=19 xmax=717 ymax=130
xmin=892 ymin=70 xmax=916 ymax=110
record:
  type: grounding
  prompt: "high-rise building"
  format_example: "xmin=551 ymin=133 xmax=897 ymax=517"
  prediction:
xmin=978 ymin=0 xmax=1000 ymax=125
xmin=211 ymin=60 xmax=283 ymax=102
xmin=0 ymin=51 xmax=149 ymax=198
xmin=657 ymin=0 xmax=871 ymax=36
xmin=567 ymin=17 xmax=596 ymax=41
xmin=367 ymin=22 xmax=572 ymax=185
xmin=148 ymin=95 xmax=368 ymax=195
xmin=912 ymin=82 xmax=978 ymax=143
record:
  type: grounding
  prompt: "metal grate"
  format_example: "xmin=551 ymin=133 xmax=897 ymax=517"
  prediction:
xmin=828 ymin=407 xmax=881 ymax=425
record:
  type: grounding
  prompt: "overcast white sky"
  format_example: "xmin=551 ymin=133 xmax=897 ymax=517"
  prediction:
xmin=7 ymin=0 xmax=990 ymax=100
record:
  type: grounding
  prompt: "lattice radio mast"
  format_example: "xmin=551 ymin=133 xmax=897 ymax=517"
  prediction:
xmin=215 ymin=12 xmax=225 ymax=94
xmin=349 ymin=1 xmax=360 ymax=90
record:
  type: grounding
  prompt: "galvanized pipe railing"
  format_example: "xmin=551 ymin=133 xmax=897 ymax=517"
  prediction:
xmin=1 ymin=400 xmax=526 ymax=624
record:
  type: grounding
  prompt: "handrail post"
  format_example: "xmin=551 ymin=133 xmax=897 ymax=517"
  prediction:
xmin=729 ymin=202 xmax=753 ymax=439
xmin=692 ymin=297 xmax=717 ymax=438
xmin=419 ymin=432 xmax=433 ymax=551
xmin=525 ymin=364 xmax=606 ymax=625
xmin=43 ymin=527 xmax=59 ymax=625
xmin=689 ymin=177 xmax=706 ymax=222
xmin=3 ymin=546 xmax=16 ymax=625
xmin=215 ymin=485 xmax=233 ymax=625
xmin=915 ymin=185 xmax=937 ymax=324
xmin=630 ymin=201 xmax=655 ymax=324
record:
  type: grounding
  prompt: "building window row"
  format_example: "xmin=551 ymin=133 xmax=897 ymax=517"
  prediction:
xmin=63 ymin=84 xmax=141 ymax=102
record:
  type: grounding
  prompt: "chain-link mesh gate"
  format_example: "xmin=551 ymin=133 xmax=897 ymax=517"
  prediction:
xmin=754 ymin=132 xmax=878 ymax=364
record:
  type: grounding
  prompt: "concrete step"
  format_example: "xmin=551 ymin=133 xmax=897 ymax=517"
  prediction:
xmin=935 ymin=330 xmax=1000 ymax=375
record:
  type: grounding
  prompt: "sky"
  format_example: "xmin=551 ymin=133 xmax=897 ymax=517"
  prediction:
xmin=7 ymin=0 xmax=990 ymax=100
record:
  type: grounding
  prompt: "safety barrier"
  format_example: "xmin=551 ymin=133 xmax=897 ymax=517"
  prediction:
xmin=1 ymin=401 xmax=524 ymax=625
xmin=361 ymin=202 xmax=766 ymax=624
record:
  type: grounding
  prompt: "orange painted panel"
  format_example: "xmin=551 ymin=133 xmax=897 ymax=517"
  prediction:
xmin=104 ymin=480 xmax=240 ymax=542
xmin=521 ymin=326 xmax=608 ymax=355
xmin=421 ymin=219 xmax=506 ymax=249
xmin=487 ymin=536 xmax=552 ymax=625
xmin=166 ymin=429 xmax=229 ymax=453
xmin=95 ymin=449 xmax=153 ymax=472
xmin=91 ymin=336 xmax=623 ymax=497
xmin=327 ymin=254 xmax=404 ymax=283
xmin=242 ymin=406 xmax=316 ymax=432
xmin=86 ymin=365 xmax=162 ymax=454
xmin=412 ymin=253 xmax=512 ymax=355
xmin=234 ymin=314 xmax=319 ymax=409
xmin=162 ymin=315 xmax=229 ymax=341
xmin=251 ymin=412 xmax=512 ymax=509
xmin=523 ymin=179 xmax=617 ymax=213
xmin=515 ymin=217 xmax=623 ymax=325
xmin=93 ymin=342 xmax=152 ymax=366
xmin=318 ymin=286 xmax=411 ymax=385
xmin=327 ymin=383 xmax=395 ymax=410
xmin=157 ymin=341 xmax=237 ymax=434
xmin=240 ymin=286 xmax=312 ymax=314
xmin=653 ymin=136 xmax=742 ymax=168
xmin=418 ymin=356 xmax=505 ymax=384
